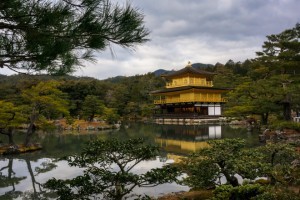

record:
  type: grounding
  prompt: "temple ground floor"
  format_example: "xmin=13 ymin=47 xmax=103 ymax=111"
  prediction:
xmin=154 ymin=102 xmax=223 ymax=116
xmin=153 ymin=102 xmax=226 ymax=124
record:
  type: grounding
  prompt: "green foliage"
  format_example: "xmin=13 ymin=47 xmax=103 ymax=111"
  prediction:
xmin=253 ymin=187 xmax=300 ymax=200
xmin=81 ymin=95 xmax=105 ymax=121
xmin=0 ymin=100 xmax=26 ymax=144
xmin=255 ymin=143 xmax=300 ymax=185
xmin=180 ymin=139 xmax=246 ymax=188
xmin=20 ymin=80 xmax=70 ymax=145
xmin=180 ymin=139 xmax=300 ymax=190
xmin=140 ymin=104 xmax=155 ymax=117
xmin=44 ymin=138 xmax=180 ymax=200
xmin=223 ymin=24 xmax=300 ymax=122
xmin=213 ymin=60 xmax=252 ymax=88
xmin=21 ymin=81 xmax=70 ymax=122
xmin=103 ymin=107 xmax=120 ymax=124
xmin=212 ymin=184 xmax=233 ymax=200
xmin=224 ymin=143 xmax=300 ymax=186
xmin=0 ymin=72 xmax=165 ymax=120
xmin=37 ymin=116 xmax=58 ymax=131
xmin=59 ymin=79 xmax=109 ymax=116
xmin=224 ymin=75 xmax=292 ymax=124
xmin=104 ymin=73 xmax=165 ymax=118
xmin=212 ymin=184 xmax=265 ymax=200
xmin=0 ymin=0 xmax=149 ymax=74
xmin=0 ymin=101 xmax=26 ymax=129
xmin=270 ymin=121 xmax=300 ymax=131
xmin=256 ymin=23 xmax=300 ymax=74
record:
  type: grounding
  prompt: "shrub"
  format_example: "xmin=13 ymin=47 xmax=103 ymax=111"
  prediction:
xmin=212 ymin=184 xmax=265 ymax=200
xmin=270 ymin=121 xmax=300 ymax=131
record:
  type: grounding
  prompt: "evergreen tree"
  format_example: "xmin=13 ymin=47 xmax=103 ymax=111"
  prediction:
xmin=0 ymin=101 xmax=26 ymax=145
xmin=225 ymin=24 xmax=300 ymax=122
xmin=256 ymin=23 xmax=300 ymax=120
xmin=21 ymin=81 xmax=69 ymax=146
xmin=0 ymin=0 xmax=149 ymax=75
xmin=81 ymin=95 xmax=105 ymax=121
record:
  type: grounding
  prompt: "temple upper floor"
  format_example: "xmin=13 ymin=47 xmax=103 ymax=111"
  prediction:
xmin=162 ymin=62 xmax=215 ymax=88
xmin=166 ymin=76 xmax=213 ymax=88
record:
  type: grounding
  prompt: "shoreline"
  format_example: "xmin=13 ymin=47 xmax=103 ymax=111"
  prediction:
xmin=0 ymin=143 xmax=42 ymax=155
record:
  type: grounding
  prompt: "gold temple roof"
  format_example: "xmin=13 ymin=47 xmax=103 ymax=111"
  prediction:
xmin=161 ymin=62 xmax=216 ymax=79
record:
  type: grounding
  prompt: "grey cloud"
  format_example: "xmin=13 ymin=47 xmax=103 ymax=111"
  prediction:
xmin=137 ymin=0 xmax=299 ymax=40
xmin=3 ymin=0 xmax=300 ymax=79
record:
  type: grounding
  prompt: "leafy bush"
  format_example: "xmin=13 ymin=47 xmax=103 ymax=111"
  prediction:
xmin=212 ymin=184 xmax=265 ymax=200
xmin=212 ymin=185 xmax=233 ymax=200
xmin=254 ymin=188 xmax=300 ymax=200
xmin=270 ymin=121 xmax=300 ymax=131
xmin=179 ymin=139 xmax=247 ymax=189
xmin=180 ymin=138 xmax=300 ymax=190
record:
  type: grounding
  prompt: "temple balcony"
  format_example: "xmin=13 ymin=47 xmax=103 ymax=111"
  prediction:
xmin=166 ymin=81 xmax=213 ymax=88
xmin=154 ymin=97 xmax=227 ymax=104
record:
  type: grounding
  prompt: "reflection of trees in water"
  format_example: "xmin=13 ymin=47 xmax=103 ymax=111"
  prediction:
xmin=26 ymin=159 xmax=44 ymax=199
xmin=0 ymin=158 xmax=26 ymax=199
xmin=0 ymin=157 xmax=57 ymax=200
xmin=41 ymin=132 xmax=99 ymax=157
xmin=0 ymin=131 xmax=101 ymax=199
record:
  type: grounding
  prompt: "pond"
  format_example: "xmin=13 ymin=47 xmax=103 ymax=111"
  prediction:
xmin=0 ymin=123 xmax=260 ymax=199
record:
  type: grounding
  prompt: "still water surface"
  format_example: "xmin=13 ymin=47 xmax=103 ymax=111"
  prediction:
xmin=0 ymin=123 xmax=260 ymax=199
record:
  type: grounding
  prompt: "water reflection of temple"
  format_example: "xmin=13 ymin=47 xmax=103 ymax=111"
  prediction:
xmin=155 ymin=124 xmax=222 ymax=156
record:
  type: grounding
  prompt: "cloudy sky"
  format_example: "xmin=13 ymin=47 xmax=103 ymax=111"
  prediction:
xmin=2 ymin=0 xmax=300 ymax=79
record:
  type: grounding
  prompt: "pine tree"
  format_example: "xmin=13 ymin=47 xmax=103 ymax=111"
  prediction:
xmin=0 ymin=0 xmax=149 ymax=75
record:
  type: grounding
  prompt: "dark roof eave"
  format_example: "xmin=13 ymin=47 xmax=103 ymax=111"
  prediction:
xmin=161 ymin=67 xmax=216 ymax=78
xmin=150 ymin=86 xmax=231 ymax=94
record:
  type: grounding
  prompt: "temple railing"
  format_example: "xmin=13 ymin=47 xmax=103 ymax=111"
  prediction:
xmin=152 ymin=113 xmax=222 ymax=119
xmin=154 ymin=97 xmax=227 ymax=104
xmin=166 ymin=81 xmax=213 ymax=88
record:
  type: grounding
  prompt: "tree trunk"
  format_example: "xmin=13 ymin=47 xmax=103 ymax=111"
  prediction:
xmin=8 ymin=132 xmax=14 ymax=145
xmin=220 ymin=162 xmax=239 ymax=187
xmin=283 ymin=102 xmax=291 ymax=121
xmin=261 ymin=113 xmax=269 ymax=125
xmin=90 ymin=113 xmax=95 ymax=122
xmin=115 ymin=180 xmax=125 ymax=200
xmin=8 ymin=159 xmax=16 ymax=191
xmin=0 ymin=128 xmax=15 ymax=145
xmin=8 ymin=159 xmax=13 ymax=179
xmin=7 ymin=127 xmax=15 ymax=145
xmin=26 ymin=159 xmax=38 ymax=196
xmin=223 ymin=171 xmax=239 ymax=187
xmin=24 ymin=123 xmax=36 ymax=147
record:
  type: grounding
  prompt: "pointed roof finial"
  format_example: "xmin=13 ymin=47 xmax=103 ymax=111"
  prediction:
xmin=186 ymin=61 xmax=192 ymax=67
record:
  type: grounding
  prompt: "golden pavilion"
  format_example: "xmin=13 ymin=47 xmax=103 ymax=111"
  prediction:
xmin=151 ymin=62 xmax=229 ymax=119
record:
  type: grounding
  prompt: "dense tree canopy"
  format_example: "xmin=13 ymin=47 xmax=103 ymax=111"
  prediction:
xmin=222 ymin=23 xmax=300 ymax=123
xmin=81 ymin=95 xmax=105 ymax=121
xmin=0 ymin=0 xmax=149 ymax=75
xmin=256 ymin=23 xmax=300 ymax=74
xmin=225 ymin=75 xmax=288 ymax=124
xmin=0 ymin=100 xmax=25 ymax=144
xmin=255 ymin=23 xmax=300 ymax=121
xmin=0 ymin=72 xmax=165 ymax=123
xmin=21 ymin=81 xmax=69 ymax=145
xmin=180 ymin=139 xmax=245 ymax=188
